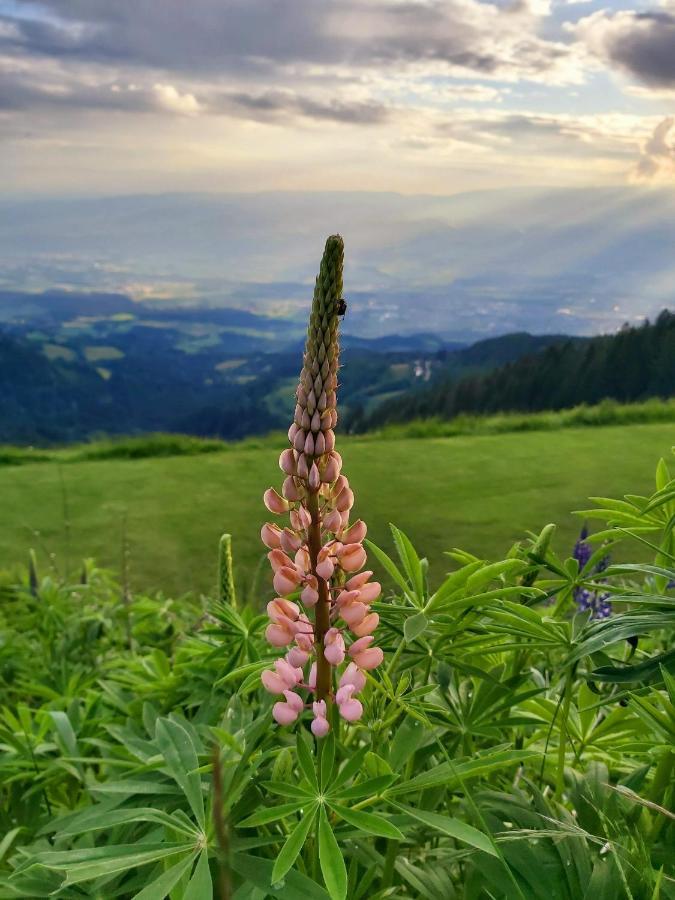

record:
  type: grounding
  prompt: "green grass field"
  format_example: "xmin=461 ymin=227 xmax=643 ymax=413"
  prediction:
xmin=1 ymin=422 xmax=673 ymax=596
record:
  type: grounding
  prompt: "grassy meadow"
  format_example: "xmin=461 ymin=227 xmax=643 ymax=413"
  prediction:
xmin=1 ymin=420 xmax=673 ymax=597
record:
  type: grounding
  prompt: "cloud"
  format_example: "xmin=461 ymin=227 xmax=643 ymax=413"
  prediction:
xmin=575 ymin=7 xmax=675 ymax=88
xmin=633 ymin=117 xmax=675 ymax=179
xmin=152 ymin=83 xmax=201 ymax=116
xmin=0 ymin=0 xmax=577 ymax=83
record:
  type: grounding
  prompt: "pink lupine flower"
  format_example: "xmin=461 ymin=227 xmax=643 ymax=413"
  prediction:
xmin=261 ymin=658 xmax=303 ymax=694
xmin=287 ymin=646 xmax=309 ymax=667
xmin=358 ymin=581 xmax=381 ymax=604
xmin=346 ymin=571 xmax=373 ymax=590
xmin=352 ymin=612 xmax=379 ymax=637
xmin=339 ymin=543 xmax=368 ymax=573
xmin=323 ymin=508 xmax=342 ymax=533
xmin=324 ymin=628 xmax=346 ymax=666
xmin=340 ymin=600 xmax=368 ymax=628
xmin=280 ymin=528 xmax=303 ymax=554
xmin=260 ymin=236 xmax=383 ymax=733
xmin=261 ymin=523 xmax=283 ymax=549
xmin=340 ymin=662 xmax=366 ymax=694
xmin=273 ymin=690 xmax=304 ymax=725
xmin=311 ymin=700 xmax=330 ymax=737
xmin=341 ymin=520 xmax=367 ymax=544
xmin=279 ymin=449 xmax=297 ymax=475
xmin=336 ymin=684 xmax=363 ymax=722
xmin=268 ymin=550 xmax=294 ymax=573
xmin=301 ymin=578 xmax=319 ymax=607
xmin=264 ymin=488 xmax=289 ymax=515
xmin=273 ymin=566 xmax=302 ymax=596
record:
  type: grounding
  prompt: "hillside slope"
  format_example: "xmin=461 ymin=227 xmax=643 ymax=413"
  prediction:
xmin=1 ymin=423 xmax=671 ymax=596
xmin=363 ymin=311 xmax=675 ymax=428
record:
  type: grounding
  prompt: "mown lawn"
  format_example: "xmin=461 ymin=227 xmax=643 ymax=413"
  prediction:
xmin=0 ymin=422 xmax=672 ymax=596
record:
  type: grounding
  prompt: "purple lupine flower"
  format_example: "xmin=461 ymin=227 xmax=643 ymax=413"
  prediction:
xmin=573 ymin=525 xmax=612 ymax=620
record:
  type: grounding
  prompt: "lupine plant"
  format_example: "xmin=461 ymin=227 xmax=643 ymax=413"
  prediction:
xmin=260 ymin=235 xmax=383 ymax=736
xmin=0 ymin=238 xmax=674 ymax=899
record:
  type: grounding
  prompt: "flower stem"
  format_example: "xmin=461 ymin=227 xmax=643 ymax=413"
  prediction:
xmin=306 ymin=488 xmax=331 ymax=701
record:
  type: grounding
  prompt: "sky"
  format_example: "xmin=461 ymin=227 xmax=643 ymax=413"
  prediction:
xmin=1 ymin=0 xmax=674 ymax=194
xmin=0 ymin=0 xmax=674 ymax=338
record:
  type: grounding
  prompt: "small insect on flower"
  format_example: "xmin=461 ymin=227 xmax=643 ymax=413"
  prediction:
xmin=259 ymin=237 xmax=383 ymax=736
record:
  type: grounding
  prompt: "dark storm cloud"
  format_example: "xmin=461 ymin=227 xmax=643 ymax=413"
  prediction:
xmin=578 ymin=8 xmax=675 ymax=88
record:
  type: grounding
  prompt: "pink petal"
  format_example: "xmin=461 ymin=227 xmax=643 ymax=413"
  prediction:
xmin=273 ymin=702 xmax=300 ymax=725
xmin=353 ymin=647 xmax=383 ymax=670
xmin=283 ymin=690 xmax=304 ymax=713
xmin=352 ymin=612 xmax=379 ymax=637
xmin=279 ymin=449 xmax=297 ymax=475
xmin=358 ymin=582 xmax=381 ymax=604
xmin=261 ymin=523 xmax=282 ymax=549
xmin=348 ymin=636 xmax=374 ymax=658
xmin=311 ymin=716 xmax=330 ymax=737
xmin=261 ymin=670 xmax=286 ymax=694
xmin=339 ymin=543 xmax=367 ymax=573
xmin=286 ymin=647 xmax=309 ymax=668
xmin=316 ymin=558 xmax=335 ymax=580
xmin=338 ymin=698 xmax=363 ymax=722
xmin=265 ymin=623 xmax=293 ymax=647
xmin=341 ymin=520 xmax=367 ymax=544
xmin=346 ymin=571 xmax=373 ymax=591
xmin=339 ymin=662 xmax=366 ymax=693
xmin=341 ymin=601 xmax=368 ymax=628
xmin=264 ymin=488 xmax=289 ymax=515
xmin=273 ymin=566 xmax=301 ymax=596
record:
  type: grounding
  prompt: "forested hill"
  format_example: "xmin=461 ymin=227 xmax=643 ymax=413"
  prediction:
xmin=361 ymin=311 xmax=675 ymax=429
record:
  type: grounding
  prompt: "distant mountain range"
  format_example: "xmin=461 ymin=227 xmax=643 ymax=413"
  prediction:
xmin=0 ymin=288 xmax=573 ymax=444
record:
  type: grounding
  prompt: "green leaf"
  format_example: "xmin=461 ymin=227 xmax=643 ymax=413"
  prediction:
xmin=89 ymin=779 xmax=180 ymax=796
xmin=364 ymin=539 xmax=410 ymax=597
xmin=404 ymin=612 xmax=428 ymax=643
xmin=327 ymin=803 xmax=403 ymax=840
xmin=239 ymin=803 xmax=305 ymax=828
xmin=388 ymin=749 xmax=539 ymax=795
xmin=231 ymin=853 xmax=330 ymax=899
xmin=155 ymin=718 xmax=205 ymax=829
xmin=53 ymin=806 xmax=198 ymax=838
xmin=334 ymin=774 xmax=397 ymax=801
xmin=588 ymin=648 xmax=675 ymax=684
xmin=318 ymin=807 xmax=347 ymax=900
xmin=183 ymin=849 xmax=213 ymax=900
xmin=132 ymin=852 xmax=197 ymax=900
xmin=389 ymin=802 xmax=497 ymax=857
xmin=390 ymin=525 xmax=424 ymax=602
xmin=36 ymin=843 xmax=194 ymax=885
xmin=296 ymin=730 xmax=318 ymax=791
xmin=271 ymin=805 xmax=318 ymax=884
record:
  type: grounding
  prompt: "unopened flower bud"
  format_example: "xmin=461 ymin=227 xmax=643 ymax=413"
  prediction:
xmin=294 ymin=429 xmax=306 ymax=452
xmin=314 ymin=431 xmax=326 ymax=456
xmin=352 ymin=612 xmax=379 ymax=636
xmin=324 ymin=429 xmax=336 ymax=452
xmin=304 ymin=432 xmax=315 ymax=456
xmin=308 ymin=462 xmax=321 ymax=491
xmin=297 ymin=454 xmax=309 ymax=480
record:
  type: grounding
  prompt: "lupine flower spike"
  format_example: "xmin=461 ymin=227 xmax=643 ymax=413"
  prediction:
xmin=260 ymin=235 xmax=383 ymax=735
xmin=573 ymin=524 xmax=612 ymax=620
